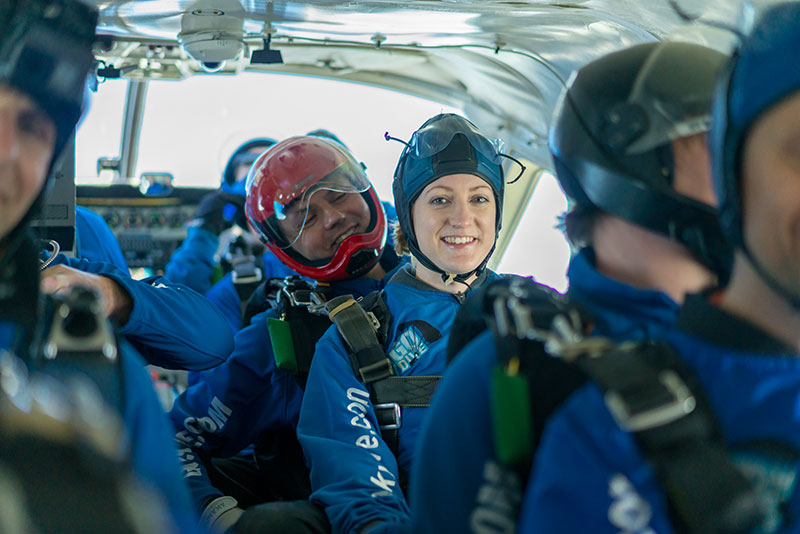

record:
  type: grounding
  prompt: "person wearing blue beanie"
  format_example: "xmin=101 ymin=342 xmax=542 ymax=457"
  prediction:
xmin=295 ymin=114 xmax=507 ymax=534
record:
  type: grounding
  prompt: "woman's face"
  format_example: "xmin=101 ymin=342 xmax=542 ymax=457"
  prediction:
xmin=411 ymin=173 xmax=496 ymax=275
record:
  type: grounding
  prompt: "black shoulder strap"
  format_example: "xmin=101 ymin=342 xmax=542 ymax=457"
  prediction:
xmin=573 ymin=341 xmax=767 ymax=534
xmin=37 ymin=288 xmax=125 ymax=413
xmin=326 ymin=292 xmax=440 ymax=459
xmin=476 ymin=277 xmax=590 ymax=473
xmin=326 ymin=293 xmax=392 ymax=384
xmin=223 ymin=236 xmax=266 ymax=303
xmin=485 ymin=277 xmax=768 ymax=534
xmin=242 ymin=277 xmax=283 ymax=327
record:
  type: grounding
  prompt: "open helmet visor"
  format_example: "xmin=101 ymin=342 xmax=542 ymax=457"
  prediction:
xmin=248 ymin=149 xmax=370 ymax=249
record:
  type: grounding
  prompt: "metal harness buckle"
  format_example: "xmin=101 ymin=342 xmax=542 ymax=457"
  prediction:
xmin=375 ymin=402 xmax=401 ymax=430
xmin=605 ymin=370 xmax=697 ymax=432
xmin=231 ymin=256 xmax=263 ymax=285
xmin=282 ymin=285 xmax=327 ymax=313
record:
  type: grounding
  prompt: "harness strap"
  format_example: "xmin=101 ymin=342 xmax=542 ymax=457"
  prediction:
xmin=264 ymin=277 xmax=332 ymax=389
xmin=326 ymin=293 xmax=442 ymax=459
xmin=484 ymin=276 xmax=768 ymax=534
xmin=372 ymin=376 xmax=441 ymax=455
xmin=325 ymin=295 xmax=393 ymax=385
xmin=575 ymin=343 xmax=766 ymax=534
xmin=231 ymin=254 xmax=263 ymax=302
xmin=39 ymin=288 xmax=125 ymax=413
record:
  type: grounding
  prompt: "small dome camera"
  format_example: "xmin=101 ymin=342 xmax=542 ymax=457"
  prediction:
xmin=200 ymin=61 xmax=225 ymax=73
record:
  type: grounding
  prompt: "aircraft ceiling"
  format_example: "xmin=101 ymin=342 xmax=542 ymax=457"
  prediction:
xmin=86 ymin=0 xmax=744 ymax=263
xmin=89 ymin=0 xmax=741 ymax=165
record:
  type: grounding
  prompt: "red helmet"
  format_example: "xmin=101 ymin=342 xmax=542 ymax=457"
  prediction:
xmin=245 ymin=136 xmax=386 ymax=281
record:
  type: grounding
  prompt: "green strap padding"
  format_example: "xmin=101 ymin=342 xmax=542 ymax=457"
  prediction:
xmin=490 ymin=363 xmax=533 ymax=469
xmin=268 ymin=317 xmax=298 ymax=374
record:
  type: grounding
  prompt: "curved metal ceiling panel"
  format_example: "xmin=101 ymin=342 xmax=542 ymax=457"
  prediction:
xmin=86 ymin=0 xmax=742 ymax=260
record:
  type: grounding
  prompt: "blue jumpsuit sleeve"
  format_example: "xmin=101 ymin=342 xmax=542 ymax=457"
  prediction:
xmin=52 ymin=255 xmax=234 ymax=371
xmin=297 ymin=327 xmax=410 ymax=534
xmin=75 ymin=206 xmax=129 ymax=272
xmin=119 ymin=340 xmax=201 ymax=534
xmin=410 ymin=331 xmax=522 ymax=534
xmin=205 ymin=274 xmax=242 ymax=332
xmin=164 ymin=226 xmax=219 ymax=295
xmin=169 ymin=309 xmax=303 ymax=509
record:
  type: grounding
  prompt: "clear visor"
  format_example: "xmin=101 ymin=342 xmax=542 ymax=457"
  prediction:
xmin=625 ymin=42 xmax=727 ymax=155
xmin=269 ymin=163 xmax=370 ymax=250
xmin=411 ymin=117 xmax=506 ymax=164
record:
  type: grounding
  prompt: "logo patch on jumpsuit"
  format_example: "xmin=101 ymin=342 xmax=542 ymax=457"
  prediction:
xmin=730 ymin=441 xmax=800 ymax=534
xmin=387 ymin=320 xmax=442 ymax=374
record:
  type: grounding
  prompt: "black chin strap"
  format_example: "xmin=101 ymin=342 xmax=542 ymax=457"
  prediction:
xmin=407 ymin=236 xmax=496 ymax=289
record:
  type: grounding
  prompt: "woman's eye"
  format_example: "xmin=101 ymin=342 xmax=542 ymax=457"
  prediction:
xmin=333 ymin=192 xmax=347 ymax=203
xmin=430 ymin=196 xmax=448 ymax=205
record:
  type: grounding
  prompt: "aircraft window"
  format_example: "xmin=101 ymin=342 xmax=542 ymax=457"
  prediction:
xmin=496 ymin=170 xmax=570 ymax=292
xmin=97 ymin=72 xmax=457 ymax=197
xmin=76 ymin=78 xmax=127 ymax=182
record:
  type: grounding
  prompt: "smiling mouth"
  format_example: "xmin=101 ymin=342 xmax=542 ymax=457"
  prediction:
xmin=442 ymin=236 xmax=476 ymax=245
xmin=333 ymin=227 xmax=358 ymax=247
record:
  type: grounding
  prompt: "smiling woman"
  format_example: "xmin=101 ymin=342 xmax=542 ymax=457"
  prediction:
xmin=295 ymin=113 xmax=508 ymax=534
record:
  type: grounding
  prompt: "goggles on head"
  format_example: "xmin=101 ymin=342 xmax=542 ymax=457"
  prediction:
xmin=410 ymin=115 xmax=506 ymax=165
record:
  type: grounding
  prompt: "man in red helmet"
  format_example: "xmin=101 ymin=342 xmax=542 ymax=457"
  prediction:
xmin=245 ymin=135 xmax=391 ymax=281
xmin=169 ymin=136 xmax=401 ymax=534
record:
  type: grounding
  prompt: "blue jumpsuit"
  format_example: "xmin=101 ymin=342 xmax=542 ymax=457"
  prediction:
xmin=50 ymin=255 xmax=235 ymax=371
xmin=169 ymin=266 xmax=399 ymax=511
xmin=518 ymin=294 xmax=800 ymax=534
xmin=0 ymin=316 xmax=200 ymax=534
xmin=75 ymin=205 xmax=129 ymax=272
xmin=410 ymin=250 xmax=680 ymax=533
xmin=298 ymin=265 xmax=498 ymax=534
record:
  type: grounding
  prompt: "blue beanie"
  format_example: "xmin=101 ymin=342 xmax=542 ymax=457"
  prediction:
xmin=711 ymin=2 xmax=800 ymax=248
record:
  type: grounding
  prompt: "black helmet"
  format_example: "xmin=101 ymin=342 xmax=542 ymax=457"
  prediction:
xmin=0 ymin=0 xmax=98 ymax=331
xmin=549 ymin=42 xmax=731 ymax=281
xmin=0 ymin=0 xmax=97 ymax=164
xmin=0 ymin=0 xmax=97 ymax=243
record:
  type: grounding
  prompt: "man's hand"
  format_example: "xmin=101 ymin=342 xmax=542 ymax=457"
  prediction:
xmin=41 ymin=265 xmax=133 ymax=324
xmin=193 ymin=190 xmax=246 ymax=236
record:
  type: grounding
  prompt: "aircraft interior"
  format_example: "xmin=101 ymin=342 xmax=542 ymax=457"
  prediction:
xmin=38 ymin=0 xmax=743 ymax=283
